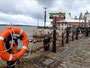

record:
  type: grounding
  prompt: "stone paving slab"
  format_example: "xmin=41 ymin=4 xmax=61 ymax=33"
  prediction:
xmin=0 ymin=37 xmax=90 ymax=68
xmin=58 ymin=37 xmax=90 ymax=68
xmin=41 ymin=58 xmax=54 ymax=66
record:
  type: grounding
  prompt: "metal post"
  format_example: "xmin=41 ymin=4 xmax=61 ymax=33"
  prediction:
xmin=66 ymin=29 xmax=69 ymax=44
xmin=76 ymin=28 xmax=78 ymax=40
xmin=43 ymin=36 xmax=50 ymax=51
xmin=72 ymin=31 xmax=74 ymax=41
xmin=52 ymin=29 xmax=56 ymax=53
xmin=62 ymin=32 xmax=64 ymax=46
xmin=52 ymin=16 xmax=56 ymax=53
xmin=86 ymin=28 xmax=88 ymax=37
xmin=84 ymin=17 xmax=87 ymax=28
xmin=44 ymin=7 xmax=47 ymax=28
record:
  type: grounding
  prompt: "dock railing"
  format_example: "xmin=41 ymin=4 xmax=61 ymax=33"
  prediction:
xmin=27 ymin=27 xmax=90 ymax=54
xmin=1 ymin=27 xmax=90 ymax=67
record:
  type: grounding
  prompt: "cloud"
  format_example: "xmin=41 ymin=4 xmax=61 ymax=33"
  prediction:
xmin=0 ymin=12 xmax=39 ymax=25
xmin=0 ymin=0 xmax=44 ymax=19
xmin=0 ymin=0 xmax=45 ymax=26
xmin=36 ymin=0 xmax=55 ymax=7
xmin=61 ymin=0 xmax=90 ymax=16
xmin=49 ymin=0 xmax=90 ymax=18
xmin=0 ymin=0 xmax=90 ymax=26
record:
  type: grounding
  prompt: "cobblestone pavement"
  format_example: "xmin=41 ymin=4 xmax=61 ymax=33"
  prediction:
xmin=0 ymin=36 xmax=90 ymax=68
xmin=58 ymin=37 xmax=90 ymax=68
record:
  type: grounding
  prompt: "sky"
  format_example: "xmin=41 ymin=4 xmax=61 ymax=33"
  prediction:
xmin=0 ymin=0 xmax=90 ymax=26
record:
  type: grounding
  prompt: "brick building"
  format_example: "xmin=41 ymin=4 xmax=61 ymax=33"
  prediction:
xmin=48 ymin=11 xmax=90 ymax=30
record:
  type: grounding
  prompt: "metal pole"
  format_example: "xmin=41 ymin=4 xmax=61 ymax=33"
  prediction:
xmin=66 ymin=29 xmax=69 ymax=44
xmin=44 ymin=7 xmax=47 ymax=28
xmin=52 ymin=16 xmax=56 ymax=53
xmin=72 ymin=31 xmax=74 ymax=41
xmin=62 ymin=32 xmax=64 ymax=46
xmin=86 ymin=28 xmax=88 ymax=37
xmin=52 ymin=29 xmax=56 ymax=53
xmin=84 ymin=16 xmax=87 ymax=28
xmin=76 ymin=28 xmax=78 ymax=40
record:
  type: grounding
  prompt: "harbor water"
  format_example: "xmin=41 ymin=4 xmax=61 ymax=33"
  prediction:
xmin=0 ymin=25 xmax=37 ymax=49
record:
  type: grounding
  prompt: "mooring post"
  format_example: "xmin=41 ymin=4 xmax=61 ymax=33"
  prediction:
xmin=76 ymin=28 xmax=78 ymax=40
xmin=52 ymin=16 xmax=57 ymax=53
xmin=43 ymin=34 xmax=50 ymax=51
xmin=62 ymin=32 xmax=64 ymax=46
xmin=86 ymin=28 xmax=88 ymax=37
xmin=66 ymin=29 xmax=69 ymax=44
xmin=72 ymin=31 xmax=74 ymax=41
xmin=52 ymin=29 xmax=56 ymax=53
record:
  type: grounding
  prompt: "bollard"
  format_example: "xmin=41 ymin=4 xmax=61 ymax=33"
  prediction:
xmin=52 ymin=29 xmax=56 ymax=53
xmin=72 ymin=31 xmax=74 ymax=41
xmin=86 ymin=28 xmax=88 ymax=37
xmin=76 ymin=28 xmax=78 ymax=40
xmin=62 ymin=32 xmax=64 ymax=46
xmin=43 ymin=34 xmax=50 ymax=51
xmin=66 ymin=29 xmax=69 ymax=44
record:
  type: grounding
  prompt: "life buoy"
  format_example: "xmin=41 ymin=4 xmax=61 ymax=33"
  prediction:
xmin=0 ymin=27 xmax=28 ymax=61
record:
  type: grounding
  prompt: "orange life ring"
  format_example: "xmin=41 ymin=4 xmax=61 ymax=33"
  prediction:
xmin=0 ymin=27 xmax=28 ymax=61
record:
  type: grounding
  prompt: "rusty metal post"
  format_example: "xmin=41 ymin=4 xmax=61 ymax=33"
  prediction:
xmin=72 ymin=31 xmax=74 ymax=41
xmin=62 ymin=32 xmax=64 ymax=46
xmin=52 ymin=29 xmax=56 ymax=53
xmin=76 ymin=28 xmax=78 ymax=40
xmin=43 ymin=7 xmax=47 ymax=28
xmin=86 ymin=28 xmax=88 ymax=37
xmin=52 ymin=16 xmax=56 ymax=53
xmin=43 ymin=35 xmax=50 ymax=51
xmin=66 ymin=29 xmax=69 ymax=44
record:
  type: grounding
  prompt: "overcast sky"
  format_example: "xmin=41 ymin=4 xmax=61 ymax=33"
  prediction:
xmin=0 ymin=0 xmax=90 ymax=26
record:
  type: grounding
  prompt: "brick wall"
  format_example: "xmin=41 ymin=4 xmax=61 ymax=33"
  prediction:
xmin=53 ymin=12 xmax=64 ymax=27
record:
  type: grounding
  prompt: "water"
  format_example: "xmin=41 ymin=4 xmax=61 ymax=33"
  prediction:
xmin=0 ymin=25 xmax=37 ymax=48
xmin=0 ymin=25 xmax=37 ymax=39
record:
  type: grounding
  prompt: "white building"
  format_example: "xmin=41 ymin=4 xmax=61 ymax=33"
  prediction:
xmin=48 ymin=10 xmax=90 ymax=29
xmin=48 ymin=10 xmax=71 ymax=29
